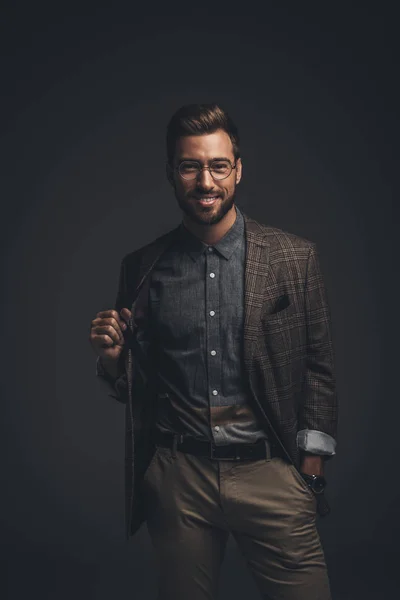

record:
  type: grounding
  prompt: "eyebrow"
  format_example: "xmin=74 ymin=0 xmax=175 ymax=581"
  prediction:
xmin=178 ymin=156 xmax=232 ymax=163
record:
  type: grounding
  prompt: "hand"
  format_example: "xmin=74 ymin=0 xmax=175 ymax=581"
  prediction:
xmin=89 ymin=308 xmax=132 ymax=363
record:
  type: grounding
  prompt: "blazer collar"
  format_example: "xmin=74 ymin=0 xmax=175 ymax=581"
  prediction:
xmin=132 ymin=205 xmax=269 ymax=299
xmin=178 ymin=204 xmax=245 ymax=262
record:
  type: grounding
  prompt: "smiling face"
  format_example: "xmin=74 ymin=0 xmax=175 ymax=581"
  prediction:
xmin=167 ymin=129 xmax=242 ymax=229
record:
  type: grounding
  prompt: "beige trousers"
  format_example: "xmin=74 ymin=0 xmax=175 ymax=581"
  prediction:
xmin=141 ymin=443 xmax=331 ymax=600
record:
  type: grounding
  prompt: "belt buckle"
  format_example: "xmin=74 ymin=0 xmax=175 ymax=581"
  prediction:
xmin=210 ymin=444 xmax=241 ymax=461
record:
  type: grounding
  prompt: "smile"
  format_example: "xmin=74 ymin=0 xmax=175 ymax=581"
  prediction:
xmin=196 ymin=196 xmax=219 ymax=206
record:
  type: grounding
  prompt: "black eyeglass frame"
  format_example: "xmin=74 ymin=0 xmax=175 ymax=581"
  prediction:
xmin=174 ymin=159 xmax=238 ymax=181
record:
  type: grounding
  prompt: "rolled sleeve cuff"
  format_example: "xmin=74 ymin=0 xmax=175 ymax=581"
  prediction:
xmin=297 ymin=429 xmax=336 ymax=455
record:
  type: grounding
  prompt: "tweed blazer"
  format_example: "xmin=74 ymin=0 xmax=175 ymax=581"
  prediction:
xmin=107 ymin=209 xmax=338 ymax=539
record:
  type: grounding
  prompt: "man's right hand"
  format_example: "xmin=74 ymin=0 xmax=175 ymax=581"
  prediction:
xmin=89 ymin=308 xmax=132 ymax=366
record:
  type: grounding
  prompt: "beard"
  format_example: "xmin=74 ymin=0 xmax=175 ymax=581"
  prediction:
xmin=175 ymin=186 xmax=237 ymax=226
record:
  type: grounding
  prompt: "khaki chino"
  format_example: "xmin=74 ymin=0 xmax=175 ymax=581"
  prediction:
xmin=140 ymin=442 xmax=331 ymax=599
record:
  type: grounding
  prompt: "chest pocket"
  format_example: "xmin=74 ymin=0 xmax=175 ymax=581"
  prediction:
xmin=258 ymin=294 xmax=296 ymax=366
xmin=260 ymin=293 xmax=294 ymax=324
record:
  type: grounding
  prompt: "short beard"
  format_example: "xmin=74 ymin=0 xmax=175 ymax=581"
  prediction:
xmin=176 ymin=189 xmax=237 ymax=227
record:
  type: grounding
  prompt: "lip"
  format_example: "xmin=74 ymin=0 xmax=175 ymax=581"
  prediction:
xmin=195 ymin=195 xmax=220 ymax=207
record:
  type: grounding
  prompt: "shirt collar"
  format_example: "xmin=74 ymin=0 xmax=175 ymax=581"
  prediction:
xmin=177 ymin=204 xmax=244 ymax=262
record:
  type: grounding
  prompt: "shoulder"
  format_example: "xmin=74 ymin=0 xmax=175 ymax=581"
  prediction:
xmin=120 ymin=225 xmax=180 ymax=270
xmin=242 ymin=211 xmax=316 ymax=255
xmin=265 ymin=226 xmax=315 ymax=256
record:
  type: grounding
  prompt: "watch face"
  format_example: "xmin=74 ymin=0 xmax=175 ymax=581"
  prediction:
xmin=313 ymin=477 xmax=326 ymax=493
xmin=311 ymin=475 xmax=326 ymax=494
xmin=301 ymin=473 xmax=326 ymax=493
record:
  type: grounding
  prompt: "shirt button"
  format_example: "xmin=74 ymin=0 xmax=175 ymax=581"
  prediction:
xmin=212 ymin=389 xmax=218 ymax=396
xmin=210 ymin=350 xmax=216 ymax=356
xmin=208 ymin=247 xmax=213 ymax=252
xmin=214 ymin=426 xmax=220 ymax=432
xmin=209 ymin=310 xmax=215 ymax=316
xmin=209 ymin=272 xmax=215 ymax=278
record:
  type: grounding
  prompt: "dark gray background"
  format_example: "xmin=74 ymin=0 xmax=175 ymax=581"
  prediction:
xmin=1 ymin=6 xmax=395 ymax=600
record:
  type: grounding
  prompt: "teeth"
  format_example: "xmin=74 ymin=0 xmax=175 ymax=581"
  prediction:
xmin=199 ymin=196 xmax=218 ymax=202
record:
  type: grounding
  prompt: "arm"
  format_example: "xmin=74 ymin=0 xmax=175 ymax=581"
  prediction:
xmin=297 ymin=244 xmax=338 ymax=474
xmin=95 ymin=256 xmax=129 ymax=403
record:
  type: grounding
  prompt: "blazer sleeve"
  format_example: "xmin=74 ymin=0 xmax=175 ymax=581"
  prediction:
xmin=296 ymin=243 xmax=338 ymax=457
xmin=95 ymin=256 xmax=129 ymax=403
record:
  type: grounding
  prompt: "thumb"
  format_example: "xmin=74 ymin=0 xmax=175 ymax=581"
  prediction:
xmin=120 ymin=307 xmax=132 ymax=323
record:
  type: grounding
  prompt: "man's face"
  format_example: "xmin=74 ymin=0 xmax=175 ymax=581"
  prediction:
xmin=168 ymin=129 xmax=242 ymax=226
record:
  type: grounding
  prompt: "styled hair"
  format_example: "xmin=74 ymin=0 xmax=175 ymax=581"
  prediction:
xmin=166 ymin=103 xmax=240 ymax=166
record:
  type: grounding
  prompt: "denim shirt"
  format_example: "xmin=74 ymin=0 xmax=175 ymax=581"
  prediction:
xmin=144 ymin=205 xmax=268 ymax=445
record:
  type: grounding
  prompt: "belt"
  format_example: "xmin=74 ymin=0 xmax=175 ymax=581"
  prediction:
xmin=153 ymin=430 xmax=286 ymax=462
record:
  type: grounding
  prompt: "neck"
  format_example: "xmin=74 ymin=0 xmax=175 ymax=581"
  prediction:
xmin=182 ymin=204 xmax=237 ymax=245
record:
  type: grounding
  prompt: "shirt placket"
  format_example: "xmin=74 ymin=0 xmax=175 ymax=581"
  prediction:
xmin=205 ymin=246 xmax=224 ymax=445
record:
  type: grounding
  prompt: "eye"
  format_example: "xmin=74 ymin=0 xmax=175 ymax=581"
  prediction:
xmin=180 ymin=161 xmax=199 ymax=172
xmin=211 ymin=161 xmax=231 ymax=174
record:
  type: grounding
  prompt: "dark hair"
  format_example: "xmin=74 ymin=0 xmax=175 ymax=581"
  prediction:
xmin=166 ymin=103 xmax=240 ymax=166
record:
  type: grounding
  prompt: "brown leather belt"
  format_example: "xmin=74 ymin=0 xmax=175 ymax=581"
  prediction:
xmin=153 ymin=430 xmax=286 ymax=462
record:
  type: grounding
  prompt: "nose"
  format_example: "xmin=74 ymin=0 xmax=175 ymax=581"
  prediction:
xmin=197 ymin=167 xmax=215 ymax=189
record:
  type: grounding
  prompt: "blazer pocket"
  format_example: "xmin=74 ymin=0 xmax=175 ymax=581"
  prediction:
xmin=261 ymin=294 xmax=294 ymax=323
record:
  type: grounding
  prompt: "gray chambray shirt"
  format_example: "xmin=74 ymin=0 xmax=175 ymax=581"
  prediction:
xmin=142 ymin=204 xmax=268 ymax=446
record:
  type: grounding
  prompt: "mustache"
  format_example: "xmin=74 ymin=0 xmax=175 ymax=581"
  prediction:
xmin=191 ymin=188 xmax=221 ymax=196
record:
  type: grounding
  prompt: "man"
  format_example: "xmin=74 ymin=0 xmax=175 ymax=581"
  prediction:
xmin=89 ymin=103 xmax=338 ymax=599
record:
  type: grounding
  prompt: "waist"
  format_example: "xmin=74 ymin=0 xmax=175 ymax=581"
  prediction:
xmin=153 ymin=429 xmax=287 ymax=462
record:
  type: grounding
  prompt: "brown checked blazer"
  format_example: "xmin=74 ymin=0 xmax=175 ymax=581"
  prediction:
xmin=107 ymin=209 xmax=338 ymax=540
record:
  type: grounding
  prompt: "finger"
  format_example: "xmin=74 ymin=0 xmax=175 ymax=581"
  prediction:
xmin=93 ymin=334 xmax=122 ymax=350
xmin=108 ymin=317 xmax=125 ymax=341
xmin=120 ymin=308 xmax=132 ymax=326
xmin=97 ymin=334 xmax=115 ymax=348
xmin=93 ymin=315 xmax=125 ymax=340
xmin=120 ymin=307 xmax=132 ymax=319
xmin=96 ymin=309 xmax=120 ymax=321
xmin=95 ymin=325 xmax=121 ymax=346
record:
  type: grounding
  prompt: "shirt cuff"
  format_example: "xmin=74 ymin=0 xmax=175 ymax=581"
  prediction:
xmin=95 ymin=356 xmax=126 ymax=401
xmin=297 ymin=429 xmax=336 ymax=455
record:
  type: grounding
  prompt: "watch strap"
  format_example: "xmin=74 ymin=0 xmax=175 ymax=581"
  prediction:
xmin=315 ymin=493 xmax=331 ymax=517
xmin=300 ymin=473 xmax=331 ymax=517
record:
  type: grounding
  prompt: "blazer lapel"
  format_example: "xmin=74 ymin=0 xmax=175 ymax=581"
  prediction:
xmin=123 ymin=226 xmax=180 ymax=409
xmin=130 ymin=226 xmax=180 ymax=318
xmin=241 ymin=213 xmax=294 ymax=463
xmin=242 ymin=213 xmax=271 ymax=369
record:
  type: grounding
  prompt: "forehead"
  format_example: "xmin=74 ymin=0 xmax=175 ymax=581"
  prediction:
xmin=175 ymin=129 xmax=234 ymax=162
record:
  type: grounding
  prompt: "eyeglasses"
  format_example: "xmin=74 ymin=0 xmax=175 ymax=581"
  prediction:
xmin=176 ymin=159 xmax=237 ymax=181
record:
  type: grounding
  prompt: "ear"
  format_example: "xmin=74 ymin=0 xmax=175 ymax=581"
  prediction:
xmin=235 ymin=158 xmax=242 ymax=185
xmin=166 ymin=163 xmax=175 ymax=188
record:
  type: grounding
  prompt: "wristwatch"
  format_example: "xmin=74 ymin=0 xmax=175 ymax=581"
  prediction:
xmin=300 ymin=473 xmax=327 ymax=495
xmin=300 ymin=473 xmax=330 ymax=517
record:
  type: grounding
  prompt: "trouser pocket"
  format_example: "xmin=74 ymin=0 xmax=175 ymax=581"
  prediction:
xmin=287 ymin=463 xmax=317 ymax=505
